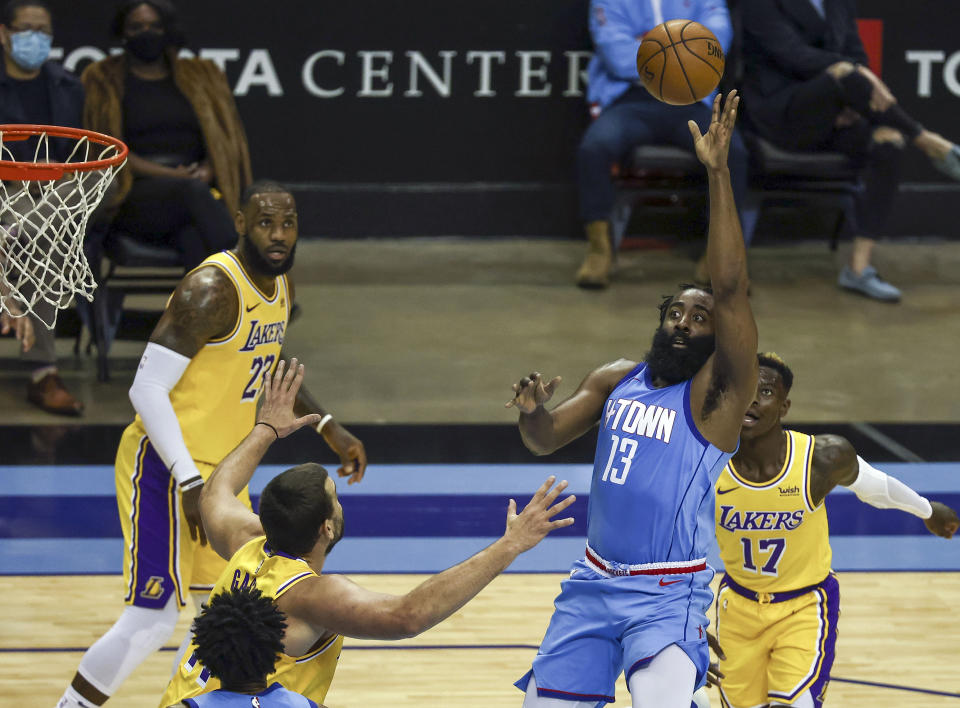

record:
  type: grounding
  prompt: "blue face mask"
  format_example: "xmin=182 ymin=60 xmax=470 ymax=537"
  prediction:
xmin=9 ymin=30 xmax=52 ymax=71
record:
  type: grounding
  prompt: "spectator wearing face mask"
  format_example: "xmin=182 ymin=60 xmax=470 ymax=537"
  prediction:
xmin=0 ymin=0 xmax=86 ymax=416
xmin=81 ymin=0 xmax=252 ymax=270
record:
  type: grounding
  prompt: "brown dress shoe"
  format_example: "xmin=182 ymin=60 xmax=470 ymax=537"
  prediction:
xmin=27 ymin=373 xmax=84 ymax=416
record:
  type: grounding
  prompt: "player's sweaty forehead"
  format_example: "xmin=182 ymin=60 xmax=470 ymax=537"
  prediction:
xmin=248 ymin=191 xmax=296 ymax=217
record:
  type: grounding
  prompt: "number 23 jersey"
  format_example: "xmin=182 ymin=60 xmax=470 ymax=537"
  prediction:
xmin=130 ymin=250 xmax=290 ymax=466
xmin=715 ymin=430 xmax=832 ymax=593
xmin=587 ymin=362 xmax=733 ymax=566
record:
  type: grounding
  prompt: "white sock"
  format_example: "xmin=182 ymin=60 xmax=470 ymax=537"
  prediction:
xmin=55 ymin=686 xmax=97 ymax=708
xmin=32 ymin=365 xmax=57 ymax=383
xmin=73 ymin=595 xmax=181 ymax=697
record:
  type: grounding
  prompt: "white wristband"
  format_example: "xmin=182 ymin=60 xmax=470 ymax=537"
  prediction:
xmin=316 ymin=414 xmax=333 ymax=434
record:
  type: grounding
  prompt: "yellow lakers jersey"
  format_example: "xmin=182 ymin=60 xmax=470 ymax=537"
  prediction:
xmin=159 ymin=536 xmax=343 ymax=708
xmin=715 ymin=431 xmax=832 ymax=592
xmin=131 ymin=250 xmax=290 ymax=465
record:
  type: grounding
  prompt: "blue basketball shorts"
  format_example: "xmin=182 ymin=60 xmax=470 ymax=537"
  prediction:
xmin=515 ymin=557 xmax=716 ymax=706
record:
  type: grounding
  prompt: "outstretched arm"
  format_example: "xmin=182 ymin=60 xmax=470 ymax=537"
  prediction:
xmin=811 ymin=435 xmax=959 ymax=539
xmin=506 ymin=360 xmax=636 ymax=456
xmin=687 ymin=92 xmax=758 ymax=451
xmin=280 ymin=475 xmax=576 ymax=641
xmin=201 ymin=359 xmax=322 ymax=560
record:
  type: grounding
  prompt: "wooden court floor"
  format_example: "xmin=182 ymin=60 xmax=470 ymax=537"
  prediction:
xmin=3 ymin=572 xmax=958 ymax=707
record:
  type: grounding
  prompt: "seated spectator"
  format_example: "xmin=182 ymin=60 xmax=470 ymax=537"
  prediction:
xmin=82 ymin=0 xmax=251 ymax=269
xmin=575 ymin=0 xmax=749 ymax=289
xmin=0 ymin=0 xmax=85 ymax=415
xmin=166 ymin=587 xmax=320 ymax=708
xmin=741 ymin=0 xmax=960 ymax=302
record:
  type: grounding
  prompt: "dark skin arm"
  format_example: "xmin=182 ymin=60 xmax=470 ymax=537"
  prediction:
xmin=506 ymin=359 xmax=637 ymax=456
xmin=686 ymin=92 xmax=759 ymax=452
xmin=148 ymin=266 xmax=239 ymax=547
xmin=283 ymin=277 xmax=368 ymax=483
xmin=809 ymin=435 xmax=959 ymax=538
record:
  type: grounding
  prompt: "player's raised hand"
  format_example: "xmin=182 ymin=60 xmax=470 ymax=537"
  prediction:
xmin=688 ymin=90 xmax=739 ymax=171
xmin=258 ymin=358 xmax=323 ymax=438
xmin=505 ymin=371 xmax=562 ymax=414
xmin=925 ymin=501 xmax=960 ymax=539
xmin=503 ymin=476 xmax=576 ymax=553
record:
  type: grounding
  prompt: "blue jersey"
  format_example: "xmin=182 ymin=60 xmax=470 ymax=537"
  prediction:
xmin=182 ymin=683 xmax=318 ymax=708
xmin=586 ymin=363 xmax=733 ymax=565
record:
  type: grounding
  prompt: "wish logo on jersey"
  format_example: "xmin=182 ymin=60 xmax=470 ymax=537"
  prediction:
xmin=238 ymin=319 xmax=286 ymax=352
xmin=718 ymin=505 xmax=805 ymax=531
xmin=603 ymin=397 xmax=677 ymax=443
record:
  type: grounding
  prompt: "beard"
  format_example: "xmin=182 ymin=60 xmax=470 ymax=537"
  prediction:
xmin=644 ymin=327 xmax=715 ymax=385
xmin=240 ymin=236 xmax=296 ymax=277
xmin=326 ymin=515 xmax=344 ymax=555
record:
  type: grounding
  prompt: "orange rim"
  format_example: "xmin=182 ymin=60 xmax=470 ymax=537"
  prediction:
xmin=0 ymin=124 xmax=129 ymax=180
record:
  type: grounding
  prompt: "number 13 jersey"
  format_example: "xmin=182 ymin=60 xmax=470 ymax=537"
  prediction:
xmin=130 ymin=250 xmax=290 ymax=466
xmin=587 ymin=362 xmax=733 ymax=566
xmin=715 ymin=430 xmax=832 ymax=593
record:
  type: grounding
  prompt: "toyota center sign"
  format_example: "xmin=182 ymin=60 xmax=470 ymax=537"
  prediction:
xmin=45 ymin=0 xmax=959 ymax=237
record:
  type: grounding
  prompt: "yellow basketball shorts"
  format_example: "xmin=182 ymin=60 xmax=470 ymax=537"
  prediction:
xmin=115 ymin=427 xmax=251 ymax=608
xmin=715 ymin=574 xmax=839 ymax=708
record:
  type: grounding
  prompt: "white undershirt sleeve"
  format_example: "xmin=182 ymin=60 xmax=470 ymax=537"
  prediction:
xmin=847 ymin=456 xmax=933 ymax=519
xmin=128 ymin=342 xmax=200 ymax=486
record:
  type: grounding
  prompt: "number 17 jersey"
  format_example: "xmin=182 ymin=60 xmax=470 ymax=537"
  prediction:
xmin=715 ymin=431 xmax=831 ymax=592
xmin=586 ymin=363 xmax=733 ymax=565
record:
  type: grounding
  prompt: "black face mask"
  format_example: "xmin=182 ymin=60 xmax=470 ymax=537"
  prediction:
xmin=125 ymin=31 xmax=168 ymax=63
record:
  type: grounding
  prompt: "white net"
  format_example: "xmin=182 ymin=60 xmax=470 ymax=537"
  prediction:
xmin=0 ymin=127 xmax=125 ymax=328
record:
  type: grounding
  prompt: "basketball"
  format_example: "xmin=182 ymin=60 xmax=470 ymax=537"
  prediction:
xmin=636 ymin=19 xmax=725 ymax=105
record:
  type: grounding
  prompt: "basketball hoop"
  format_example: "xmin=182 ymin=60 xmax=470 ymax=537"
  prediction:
xmin=0 ymin=124 xmax=128 ymax=328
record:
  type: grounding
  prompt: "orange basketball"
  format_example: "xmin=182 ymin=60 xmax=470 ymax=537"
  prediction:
xmin=635 ymin=19 xmax=725 ymax=105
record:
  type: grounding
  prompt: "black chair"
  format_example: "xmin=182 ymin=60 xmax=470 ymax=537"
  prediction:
xmin=742 ymin=131 xmax=860 ymax=250
xmin=609 ymin=145 xmax=706 ymax=252
xmin=85 ymin=226 xmax=186 ymax=381
xmin=609 ymin=137 xmax=860 ymax=252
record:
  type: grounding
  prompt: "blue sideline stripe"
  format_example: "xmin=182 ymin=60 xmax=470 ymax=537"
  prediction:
xmin=2 ymin=463 xmax=958 ymax=496
xmin=3 ymin=536 xmax=958 ymax=575
xmin=0 ymin=464 xmax=598 ymax=496
xmin=4 ymin=492 xmax=959 ymax=540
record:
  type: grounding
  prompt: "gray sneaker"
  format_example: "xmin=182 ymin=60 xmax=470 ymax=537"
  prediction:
xmin=837 ymin=265 xmax=901 ymax=302
xmin=932 ymin=145 xmax=960 ymax=181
